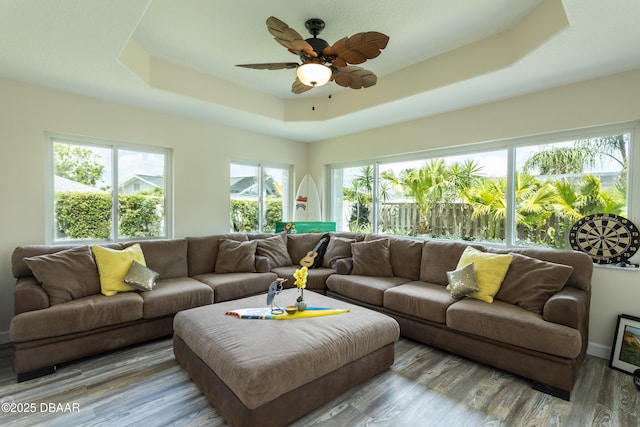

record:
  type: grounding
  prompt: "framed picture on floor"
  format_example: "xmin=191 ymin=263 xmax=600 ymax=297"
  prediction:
xmin=609 ymin=314 xmax=640 ymax=374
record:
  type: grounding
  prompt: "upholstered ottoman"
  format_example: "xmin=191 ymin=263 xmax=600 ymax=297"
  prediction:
xmin=173 ymin=289 xmax=399 ymax=427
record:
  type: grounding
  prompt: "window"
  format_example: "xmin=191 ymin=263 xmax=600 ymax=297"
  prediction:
xmin=230 ymin=162 xmax=290 ymax=232
xmin=331 ymin=126 xmax=631 ymax=249
xmin=48 ymin=136 xmax=171 ymax=243
xmin=514 ymin=133 xmax=629 ymax=249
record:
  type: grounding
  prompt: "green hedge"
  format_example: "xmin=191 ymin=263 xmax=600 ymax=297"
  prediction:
xmin=55 ymin=192 xmax=163 ymax=239
xmin=231 ymin=199 xmax=282 ymax=232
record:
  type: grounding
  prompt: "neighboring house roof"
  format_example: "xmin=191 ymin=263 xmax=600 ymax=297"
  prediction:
xmin=54 ymin=175 xmax=106 ymax=193
xmin=230 ymin=176 xmax=278 ymax=197
xmin=119 ymin=174 xmax=163 ymax=189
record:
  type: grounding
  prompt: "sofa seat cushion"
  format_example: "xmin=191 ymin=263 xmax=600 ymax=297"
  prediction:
xmin=10 ymin=292 xmax=143 ymax=342
xmin=383 ymin=281 xmax=457 ymax=324
xmin=271 ymin=266 xmax=334 ymax=291
xmin=446 ymin=298 xmax=582 ymax=359
xmin=139 ymin=277 xmax=214 ymax=319
xmin=193 ymin=272 xmax=278 ymax=303
xmin=326 ymin=274 xmax=410 ymax=306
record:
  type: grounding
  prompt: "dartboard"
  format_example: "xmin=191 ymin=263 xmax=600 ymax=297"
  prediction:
xmin=569 ymin=213 xmax=639 ymax=264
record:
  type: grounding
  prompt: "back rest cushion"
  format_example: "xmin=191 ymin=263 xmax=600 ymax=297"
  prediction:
xmin=420 ymin=240 xmax=485 ymax=285
xmin=22 ymin=245 xmax=101 ymax=304
xmin=131 ymin=239 xmax=189 ymax=279
xmin=12 ymin=243 xmax=122 ymax=278
xmin=364 ymin=234 xmax=423 ymax=280
xmin=187 ymin=234 xmax=248 ymax=276
xmin=488 ymin=247 xmax=592 ymax=291
xmin=287 ymin=234 xmax=323 ymax=267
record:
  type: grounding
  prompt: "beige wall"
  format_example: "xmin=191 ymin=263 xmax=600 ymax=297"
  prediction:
xmin=2 ymin=68 xmax=640 ymax=356
xmin=0 ymin=78 xmax=307 ymax=342
xmin=309 ymin=69 xmax=640 ymax=357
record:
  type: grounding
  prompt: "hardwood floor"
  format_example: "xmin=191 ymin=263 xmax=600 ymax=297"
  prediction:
xmin=0 ymin=337 xmax=637 ymax=426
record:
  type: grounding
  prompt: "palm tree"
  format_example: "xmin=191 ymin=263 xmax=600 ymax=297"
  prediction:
xmin=342 ymin=166 xmax=375 ymax=232
xmin=523 ymin=134 xmax=628 ymax=186
xmin=463 ymin=177 xmax=506 ymax=240
xmin=443 ymin=160 xmax=483 ymax=236
xmin=394 ymin=159 xmax=447 ymax=234
xmin=523 ymin=147 xmax=597 ymax=174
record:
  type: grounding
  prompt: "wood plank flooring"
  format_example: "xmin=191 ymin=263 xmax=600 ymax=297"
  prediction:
xmin=0 ymin=337 xmax=637 ymax=426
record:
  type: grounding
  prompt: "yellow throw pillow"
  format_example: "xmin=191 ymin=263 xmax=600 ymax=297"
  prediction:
xmin=456 ymin=246 xmax=512 ymax=303
xmin=92 ymin=244 xmax=147 ymax=296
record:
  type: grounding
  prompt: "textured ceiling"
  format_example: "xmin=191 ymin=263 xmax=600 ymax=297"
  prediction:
xmin=1 ymin=0 xmax=639 ymax=142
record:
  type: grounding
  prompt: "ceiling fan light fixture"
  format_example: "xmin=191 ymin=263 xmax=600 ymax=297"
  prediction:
xmin=296 ymin=63 xmax=332 ymax=87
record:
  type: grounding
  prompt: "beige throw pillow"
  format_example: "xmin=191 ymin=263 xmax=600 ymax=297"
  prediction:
xmin=322 ymin=236 xmax=356 ymax=268
xmin=351 ymin=238 xmax=393 ymax=277
xmin=494 ymin=252 xmax=574 ymax=313
xmin=23 ymin=245 xmax=100 ymax=305
xmin=256 ymin=235 xmax=292 ymax=268
xmin=215 ymin=239 xmax=257 ymax=273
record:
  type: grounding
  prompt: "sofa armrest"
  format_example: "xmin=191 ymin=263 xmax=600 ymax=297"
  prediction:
xmin=255 ymin=255 xmax=271 ymax=273
xmin=542 ymin=287 xmax=588 ymax=330
xmin=14 ymin=277 xmax=50 ymax=315
xmin=335 ymin=258 xmax=353 ymax=275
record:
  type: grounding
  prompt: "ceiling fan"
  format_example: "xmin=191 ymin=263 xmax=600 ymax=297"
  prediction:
xmin=236 ymin=16 xmax=389 ymax=94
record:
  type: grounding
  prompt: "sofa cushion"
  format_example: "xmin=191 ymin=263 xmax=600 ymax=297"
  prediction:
xmin=9 ymin=292 xmax=144 ymax=342
xmin=194 ymin=272 xmax=278 ymax=303
xmin=351 ymin=238 xmax=393 ymax=277
xmin=446 ymin=262 xmax=480 ymax=299
xmin=326 ymin=274 xmax=409 ymax=306
xmin=92 ymin=244 xmax=146 ymax=296
xmin=23 ymin=245 xmax=100 ymax=305
xmin=139 ymin=277 xmax=214 ymax=319
xmin=287 ymin=234 xmax=323 ymax=266
xmin=383 ymin=281 xmax=457 ymax=323
xmin=322 ymin=236 xmax=355 ymax=268
xmin=255 ymin=234 xmax=292 ymax=268
xmin=12 ymin=243 xmax=121 ymax=279
xmin=446 ymin=298 xmax=582 ymax=359
xmin=493 ymin=247 xmax=592 ymax=292
xmin=364 ymin=235 xmax=423 ymax=280
xmin=215 ymin=239 xmax=257 ymax=273
xmin=494 ymin=253 xmax=574 ymax=314
xmin=187 ymin=234 xmax=248 ymax=276
xmin=457 ymin=246 xmax=512 ymax=303
xmin=420 ymin=240 xmax=485 ymax=285
xmin=133 ymin=239 xmax=189 ymax=279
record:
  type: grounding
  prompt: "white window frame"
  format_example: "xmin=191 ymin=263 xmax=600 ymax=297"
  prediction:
xmin=230 ymin=161 xmax=292 ymax=232
xmin=329 ymin=122 xmax=637 ymax=248
xmin=45 ymin=133 xmax=173 ymax=244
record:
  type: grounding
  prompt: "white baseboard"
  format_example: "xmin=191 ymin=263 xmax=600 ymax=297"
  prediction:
xmin=0 ymin=330 xmax=9 ymax=346
xmin=587 ymin=342 xmax=611 ymax=360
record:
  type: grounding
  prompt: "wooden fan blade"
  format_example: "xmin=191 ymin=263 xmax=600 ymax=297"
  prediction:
xmin=266 ymin=16 xmax=317 ymax=57
xmin=324 ymin=31 xmax=389 ymax=66
xmin=292 ymin=78 xmax=314 ymax=94
xmin=236 ymin=62 xmax=299 ymax=70
xmin=333 ymin=66 xmax=377 ymax=89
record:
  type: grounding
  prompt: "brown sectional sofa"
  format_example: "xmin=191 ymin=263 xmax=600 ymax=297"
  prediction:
xmin=9 ymin=231 xmax=591 ymax=400
xmin=325 ymin=235 xmax=592 ymax=400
